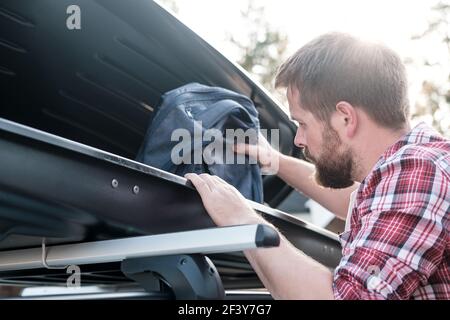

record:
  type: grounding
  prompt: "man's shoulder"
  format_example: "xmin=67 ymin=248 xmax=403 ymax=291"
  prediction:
xmin=360 ymin=138 xmax=450 ymax=200
xmin=386 ymin=139 xmax=450 ymax=178
xmin=393 ymin=138 xmax=450 ymax=160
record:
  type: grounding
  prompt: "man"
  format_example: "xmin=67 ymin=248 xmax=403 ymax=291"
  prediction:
xmin=185 ymin=33 xmax=449 ymax=300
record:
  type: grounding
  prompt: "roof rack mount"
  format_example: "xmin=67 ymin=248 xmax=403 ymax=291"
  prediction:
xmin=0 ymin=224 xmax=280 ymax=300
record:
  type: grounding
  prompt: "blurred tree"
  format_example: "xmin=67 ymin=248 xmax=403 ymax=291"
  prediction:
xmin=157 ymin=0 xmax=179 ymax=14
xmin=156 ymin=0 xmax=288 ymax=106
xmin=228 ymin=0 xmax=289 ymax=101
xmin=412 ymin=1 xmax=450 ymax=137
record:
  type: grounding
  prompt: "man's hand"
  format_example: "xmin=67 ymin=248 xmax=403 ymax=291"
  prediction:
xmin=233 ymin=133 xmax=281 ymax=175
xmin=185 ymin=174 xmax=335 ymax=300
xmin=185 ymin=173 xmax=261 ymax=227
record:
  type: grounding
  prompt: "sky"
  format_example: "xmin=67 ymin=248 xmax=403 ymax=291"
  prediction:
xmin=172 ymin=0 xmax=433 ymax=54
xmin=158 ymin=0 xmax=450 ymax=131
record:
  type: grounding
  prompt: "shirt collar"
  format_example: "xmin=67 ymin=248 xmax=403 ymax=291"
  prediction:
xmin=362 ymin=122 xmax=442 ymax=185
xmin=381 ymin=122 xmax=442 ymax=160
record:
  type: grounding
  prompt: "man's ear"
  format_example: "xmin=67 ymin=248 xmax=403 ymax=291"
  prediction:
xmin=335 ymin=101 xmax=358 ymax=138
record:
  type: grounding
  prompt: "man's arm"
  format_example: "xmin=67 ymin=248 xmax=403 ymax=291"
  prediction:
xmin=333 ymin=157 xmax=448 ymax=300
xmin=234 ymin=136 xmax=358 ymax=220
xmin=244 ymin=217 xmax=335 ymax=300
xmin=276 ymin=153 xmax=358 ymax=220
xmin=185 ymin=173 xmax=335 ymax=300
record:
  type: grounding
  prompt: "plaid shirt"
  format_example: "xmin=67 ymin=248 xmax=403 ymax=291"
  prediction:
xmin=333 ymin=123 xmax=450 ymax=300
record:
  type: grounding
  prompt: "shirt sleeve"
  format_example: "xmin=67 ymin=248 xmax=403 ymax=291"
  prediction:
xmin=333 ymin=156 xmax=448 ymax=300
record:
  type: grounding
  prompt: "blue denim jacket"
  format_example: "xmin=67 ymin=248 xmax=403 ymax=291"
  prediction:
xmin=136 ymin=83 xmax=263 ymax=203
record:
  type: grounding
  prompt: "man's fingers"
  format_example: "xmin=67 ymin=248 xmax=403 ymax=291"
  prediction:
xmin=211 ymin=175 xmax=233 ymax=187
xmin=232 ymin=143 xmax=247 ymax=154
xmin=233 ymin=143 xmax=259 ymax=158
xmin=185 ymin=173 xmax=212 ymax=194
xmin=198 ymin=173 xmax=220 ymax=191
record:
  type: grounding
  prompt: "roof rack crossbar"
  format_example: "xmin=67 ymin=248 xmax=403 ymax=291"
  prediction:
xmin=0 ymin=224 xmax=280 ymax=272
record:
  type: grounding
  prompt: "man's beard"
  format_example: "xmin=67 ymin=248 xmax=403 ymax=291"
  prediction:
xmin=303 ymin=127 xmax=355 ymax=189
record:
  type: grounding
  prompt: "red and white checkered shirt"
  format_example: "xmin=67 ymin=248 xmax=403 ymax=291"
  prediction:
xmin=333 ymin=123 xmax=450 ymax=300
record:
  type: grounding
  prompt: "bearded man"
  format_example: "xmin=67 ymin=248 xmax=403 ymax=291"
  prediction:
xmin=185 ymin=33 xmax=450 ymax=300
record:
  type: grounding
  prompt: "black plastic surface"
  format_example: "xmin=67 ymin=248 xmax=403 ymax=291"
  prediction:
xmin=255 ymin=224 xmax=281 ymax=248
xmin=121 ymin=254 xmax=225 ymax=300
xmin=0 ymin=119 xmax=216 ymax=250
xmin=0 ymin=0 xmax=341 ymax=289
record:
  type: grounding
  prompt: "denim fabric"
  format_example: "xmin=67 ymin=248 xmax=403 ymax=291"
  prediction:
xmin=136 ymin=83 xmax=263 ymax=203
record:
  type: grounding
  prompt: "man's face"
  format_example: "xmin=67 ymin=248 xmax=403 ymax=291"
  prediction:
xmin=287 ymin=87 xmax=355 ymax=189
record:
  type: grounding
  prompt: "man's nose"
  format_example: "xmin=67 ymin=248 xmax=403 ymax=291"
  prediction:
xmin=294 ymin=130 xmax=306 ymax=149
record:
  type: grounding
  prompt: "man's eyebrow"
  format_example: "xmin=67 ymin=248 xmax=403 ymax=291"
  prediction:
xmin=289 ymin=113 xmax=302 ymax=122
xmin=289 ymin=115 xmax=300 ymax=125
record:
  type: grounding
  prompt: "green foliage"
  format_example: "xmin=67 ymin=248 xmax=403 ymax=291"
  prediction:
xmin=412 ymin=1 xmax=450 ymax=137
xmin=228 ymin=0 xmax=288 ymax=94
